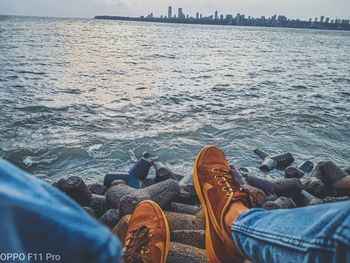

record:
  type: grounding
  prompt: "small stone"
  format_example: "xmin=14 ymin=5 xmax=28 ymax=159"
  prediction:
xmin=99 ymin=209 xmax=120 ymax=229
xmin=87 ymin=183 xmax=107 ymax=195
xmin=262 ymin=197 xmax=296 ymax=210
xmin=179 ymin=174 xmax=196 ymax=196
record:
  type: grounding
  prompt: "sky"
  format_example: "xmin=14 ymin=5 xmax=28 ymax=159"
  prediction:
xmin=0 ymin=0 xmax=349 ymax=20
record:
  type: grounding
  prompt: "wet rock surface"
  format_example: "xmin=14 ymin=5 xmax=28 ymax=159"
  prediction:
xmin=51 ymin=151 xmax=349 ymax=261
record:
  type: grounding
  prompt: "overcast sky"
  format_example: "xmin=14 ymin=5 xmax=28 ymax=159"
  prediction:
xmin=0 ymin=0 xmax=349 ymax=20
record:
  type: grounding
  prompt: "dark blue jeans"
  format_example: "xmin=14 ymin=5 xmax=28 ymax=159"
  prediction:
xmin=232 ymin=202 xmax=350 ymax=263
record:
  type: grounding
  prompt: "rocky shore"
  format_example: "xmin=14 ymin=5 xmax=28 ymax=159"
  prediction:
xmin=52 ymin=149 xmax=350 ymax=262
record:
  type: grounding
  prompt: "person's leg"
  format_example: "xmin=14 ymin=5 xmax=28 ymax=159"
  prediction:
xmin=231 ymin=201 xmax=350 ymax=263
xmin=0 ymin=158 xmax=123 ymax=263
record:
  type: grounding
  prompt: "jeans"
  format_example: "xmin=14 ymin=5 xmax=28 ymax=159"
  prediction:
xmin=232 ymin=202 xmax=350 ymax=263
xmin=0 ymin=158 xmax=122 ymax=263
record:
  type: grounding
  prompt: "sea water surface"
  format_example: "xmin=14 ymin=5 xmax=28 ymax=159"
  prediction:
xmin=0 ymin=16 xmax=349 ymax=182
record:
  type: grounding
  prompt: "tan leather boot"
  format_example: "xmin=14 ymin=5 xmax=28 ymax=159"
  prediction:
xmin=194 ymin=146 xmax=251 ymax=263
xmin=124 ymin=200 xmax=170 ymax=263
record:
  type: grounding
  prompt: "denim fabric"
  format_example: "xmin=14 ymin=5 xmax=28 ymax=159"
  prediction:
xmin=232 ymin=201 xmax=350 ymax=263
xmin=0 ymin=159 xmax=123 ymax=263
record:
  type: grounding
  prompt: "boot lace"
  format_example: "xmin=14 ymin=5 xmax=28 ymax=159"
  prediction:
xmin=211 ymin=168 xmax=244 ymax=199
xmin=124 ymin=226 xmax=152 ymax=263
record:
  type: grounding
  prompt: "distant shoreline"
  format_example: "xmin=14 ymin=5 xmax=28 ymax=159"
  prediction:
xmin=94 ymin=15 xmax=350 ymax=31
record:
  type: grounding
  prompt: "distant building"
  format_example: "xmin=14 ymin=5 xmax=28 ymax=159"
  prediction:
xmin=226 ymin=14 xmax=233 ymax=21
xmin=196 ymin=12 xmax=199 ymax=19
xmin=325 ymin=17 xmax=330 ymax=23
xmin=320 ymin=16 xmax=325 ymax=23
xmin=200 ymin=14 xmax=203 ymax=19
xmin=278 ymin=15 xmax=288 ymax=22
xmin=215 ymin=10 xmax=218 ymax=20
xmin=220 ymin=14 xmax=224 ymax=20
xmin=271 ymin=15 xmax=277 ymax=21
xmin=178 ymin=8 xmax=185 ymax=19
xmin=315 ymin=17 xmax=318 ymax=22
xmin=168 ymin=6 xmax=172 ymax=19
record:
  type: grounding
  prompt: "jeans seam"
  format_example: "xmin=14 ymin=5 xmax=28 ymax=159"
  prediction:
xmin=232 ymin=224 xmax=335 ymax=251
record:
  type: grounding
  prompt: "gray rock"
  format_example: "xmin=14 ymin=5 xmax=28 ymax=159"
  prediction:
xmin=88 ymin=194 xmax=108 ymax=218
xmin=99 ymin=209 xmax=120 ymax=229
xmin=106 ymin=179 xmax=180 ymax=215
xmin=168 ymin=202 xmax=201 ymax=215
xmin=168 ymin=243 xmax=209 ymax=263
xmin=262 ymin=197 xmax=296 ymax=210
xmin=292 ymin=190 xmax=323 ymax=207
xmin=87 ymin=183 xmax=107 ymax=195
xmin=285 ymin=166 xmax=305 ymax=179
xmin=64 ymin=176 xmax=92 ymax=206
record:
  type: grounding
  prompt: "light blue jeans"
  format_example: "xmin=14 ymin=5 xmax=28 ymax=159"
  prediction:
xmin=232 ymin=202 xmax=350 ymax=263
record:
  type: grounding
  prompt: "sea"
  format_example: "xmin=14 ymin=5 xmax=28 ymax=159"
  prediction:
xmin=0 ymin=15 xmax=349 ymax=182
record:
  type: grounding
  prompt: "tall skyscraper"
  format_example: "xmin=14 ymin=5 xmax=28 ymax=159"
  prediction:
xmin=320 ymin=16 xmax=325 ymax=23
xmin=215 ymin=10 xmax=218 ymax=20
xmin=168 ymin=6 xmax=172 ymax=19
xmin=196 ymin=12 xmax=199 ymax=20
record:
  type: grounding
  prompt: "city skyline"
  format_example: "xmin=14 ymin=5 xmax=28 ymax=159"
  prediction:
xmin=145 ymin=6 xmax=349 ymax=25
xmin=0 ymin=0 xmax=349 ymax=20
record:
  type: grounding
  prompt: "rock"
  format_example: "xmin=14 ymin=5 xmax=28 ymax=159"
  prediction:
xmin=173 ymin=188 xmax=199 ymax=205
xmin=265 ymin=194 xmax=278 ymax=202
xmin=153 ymin=161 xmax=183 ymax=182
xmin=87 ymin=183 xmax=107 ymax=195
xmin=253 ymin=148 xmax=269 ymax=159
xmin=245 ymin=175 xmax=302 ymax=196
xmin=179 ymin=174 xmax=195 ymax=196
xmin=99 ymin=209 xmax=120 ymax=229
xmin=168 ymin=243 xmax=209 ymax=263
xmin=52 ymin=178 xmax=67 ymax=192
xmin=262 ymin=197 xmax=296 ymax=210
xmin=298 ymin=160 xmax=314 ymax=173
xmin=323 ymin=196 xmax=350 ymax=203
xmin=168 ymin=202 xmax=201 ymax=215
xmin=319 ymin=161 xmax=349 ymax=185
xmin=103 ymin=173 xmax=142 ymax=188
xmin=88 ymin=194 xmax=108 ymax=218
xmin=83 ymin=207 xmax=96 ymax=218
xmin=254 ymin=149 xmax=294 ymax=171
xmin=241 ymin=184 xmax=266 ymax=206
xmin=64 ymin=176 xmax=92 ymax=206
xmin=128 ymin=157 xmax=153 ymax=181
xmin=244 ymin=175 xmax=274 ymax=194
xmin=106 ymin=179 xmax=180 ymax=215
xmin=272 ymin=178 xmax=303 ymax=196
xmin=303 ymin=177 xmax=328 ymax=198
xmin=113 ymin=211 xmax=205 ymax=245
xmin=171 ymin=230 xmax=205 ymax=249
xmin=319 ymin=161 xmax=350 ymax=195
xmin=344 ymin=166 xmax=350 ymax=175
xmin=292 ymin=190 xmax=323 ymax=207
xmin=284 ymin=166 xmax=305 ymax=179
